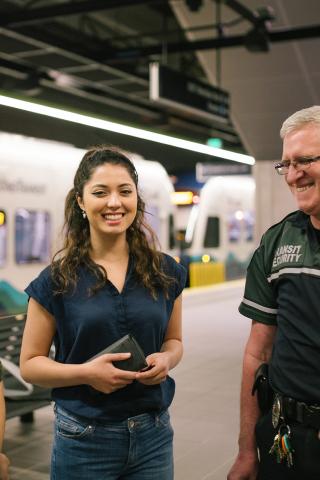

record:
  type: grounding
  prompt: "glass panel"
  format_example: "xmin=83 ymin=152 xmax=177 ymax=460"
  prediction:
xmin=0 ymin=210 xmax=7 ymax=267
xmin=15 ymin=209 xmax=50 ymax=264
xmin=204 ymin=216 xmax=220 ymax=248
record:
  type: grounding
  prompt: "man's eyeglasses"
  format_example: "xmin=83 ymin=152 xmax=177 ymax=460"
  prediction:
xmin=274 ymin=156 xmax=320 ymax=175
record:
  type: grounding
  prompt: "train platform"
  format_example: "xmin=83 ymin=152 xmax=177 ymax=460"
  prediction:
xmin=4 ymin=280 xmax=249 ymax=480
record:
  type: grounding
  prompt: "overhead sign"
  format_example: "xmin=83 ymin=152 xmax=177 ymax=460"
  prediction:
xmin=196 ymin=162 xmax=251 ymax=182
xmin=149 ymin=62 xmax=230 ymax=123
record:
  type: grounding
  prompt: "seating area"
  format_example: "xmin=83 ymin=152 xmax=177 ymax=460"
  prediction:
xmin=0 ymin=313 xmax=52 ymax=421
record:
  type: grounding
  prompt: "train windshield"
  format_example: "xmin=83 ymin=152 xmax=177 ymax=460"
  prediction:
xmin=145 ymin=205 xmax=161 ymax=239
xmin=185 ymin=204 xmax=199 ymax=245
xmin=15 ymin=209 xmax=50 ymax=264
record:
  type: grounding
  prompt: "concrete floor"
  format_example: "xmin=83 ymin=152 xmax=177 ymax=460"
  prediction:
xmin=4 ymin=282 xmax=250 ymax=479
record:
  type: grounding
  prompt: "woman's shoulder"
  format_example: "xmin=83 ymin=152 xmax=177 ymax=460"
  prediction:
xmin=32 ymin=264 xmax=53 ymax=284
xmin=160 ymin=252 xmax=179 ymax=268
xmin=160 ymin=253 xmax=187 ymax=279
xmin=25 ymin=264 xmax=54 ymax=294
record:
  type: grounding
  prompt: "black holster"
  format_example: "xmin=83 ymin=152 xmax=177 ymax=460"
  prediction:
xmin=252 ymin=363 xmax=273 ymax=414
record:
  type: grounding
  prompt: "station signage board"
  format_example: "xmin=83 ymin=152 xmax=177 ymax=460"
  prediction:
xmin=196 ymin=162 xmax=251 ymax=182
xmin=149 ymin=62 xmax=230 ymax=123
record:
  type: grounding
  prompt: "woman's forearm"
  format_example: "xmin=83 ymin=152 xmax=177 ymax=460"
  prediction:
xmin=20 ymin=356 xmax=90 ymax=388
xmin=161 ymin=339 xmax=183 ymax=370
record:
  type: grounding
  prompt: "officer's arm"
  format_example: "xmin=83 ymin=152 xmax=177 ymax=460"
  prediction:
xmin=228 ymin=320 xmax=276 ymax=480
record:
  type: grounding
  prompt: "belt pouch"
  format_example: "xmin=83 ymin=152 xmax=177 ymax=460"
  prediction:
xmin=252 ymin=363 xmax=273 ymax=414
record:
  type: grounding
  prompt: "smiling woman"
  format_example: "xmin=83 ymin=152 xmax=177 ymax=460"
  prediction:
xmin=77 ymin=162 xmax=138 ymax=241
xmin=20 ymin=145 xmax=187 ymax=480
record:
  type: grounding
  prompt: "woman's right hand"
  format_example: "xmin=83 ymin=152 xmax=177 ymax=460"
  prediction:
xmin=85 ymin=353 xmax=137 ymax=394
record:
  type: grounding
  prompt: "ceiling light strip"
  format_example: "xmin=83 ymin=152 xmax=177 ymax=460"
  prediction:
xmin=0 ymin=94 xmax=255 ymax=165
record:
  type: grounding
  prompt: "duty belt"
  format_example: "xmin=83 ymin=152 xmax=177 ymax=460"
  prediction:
xmin=279 ymin=395 xmax=320 ymax=429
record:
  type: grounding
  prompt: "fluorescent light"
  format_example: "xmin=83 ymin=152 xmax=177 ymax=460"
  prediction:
xmin=0 ymin=94 xmax=255 ymax=165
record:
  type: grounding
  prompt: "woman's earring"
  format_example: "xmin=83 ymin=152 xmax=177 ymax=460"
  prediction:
xmin=82 ymin=210 xmax=86 ymax=219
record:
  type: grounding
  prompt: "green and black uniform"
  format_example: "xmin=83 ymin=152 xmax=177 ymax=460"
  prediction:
xmin=239 ymin=210 xmax=320 ymax=479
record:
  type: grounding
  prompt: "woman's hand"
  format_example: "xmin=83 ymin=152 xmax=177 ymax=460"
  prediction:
xmin=135 ymin=352 xmax=170 ymax=385
xmin=85 ymin=353 xmax=137 ymax=394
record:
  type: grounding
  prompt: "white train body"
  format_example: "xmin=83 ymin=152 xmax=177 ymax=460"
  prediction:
xmin=184 ymin=175 xmax=255 ymax=281
xmin=0 ymin=134 xmax=176 ymax=314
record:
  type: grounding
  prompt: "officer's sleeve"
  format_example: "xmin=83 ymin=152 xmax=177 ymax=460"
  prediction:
xmin=239 ymin=243 xmax=278 ymax=325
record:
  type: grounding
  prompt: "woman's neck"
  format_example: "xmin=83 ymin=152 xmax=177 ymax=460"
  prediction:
xmin=89 ymin=234 xmax=129 ymax=263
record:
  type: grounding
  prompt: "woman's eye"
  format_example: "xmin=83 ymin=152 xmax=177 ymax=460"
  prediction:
xmin=92 ymin=191 xmax=105 ymax=196
xmin=121 ymin=190 xmax=132 ymax=195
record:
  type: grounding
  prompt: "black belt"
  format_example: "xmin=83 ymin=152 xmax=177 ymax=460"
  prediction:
xmin=280 ymin=395 xmax=320 ymax=429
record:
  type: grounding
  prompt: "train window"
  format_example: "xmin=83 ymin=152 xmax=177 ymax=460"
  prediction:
xmin=15 ymin=209 xmax=50 ymax=264
xmin=244 ymin=211 xmax=254 ymax=242
xmin=228 ymin=213 xmax=241 ymax=243
xmin=169 ymin=214 xmax=175 ymax=250
xmin=0 ymin=210 xmax=7 ymax=267
xmin=204 ymin=216 xmax=220 ymax=248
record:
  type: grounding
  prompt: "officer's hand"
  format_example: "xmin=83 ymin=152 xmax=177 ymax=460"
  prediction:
xmin=227 ymin=451 xmax=258 ymax=480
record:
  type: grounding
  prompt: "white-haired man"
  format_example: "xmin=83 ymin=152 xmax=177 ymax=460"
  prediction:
xmin=228 ymin=106 xmax=320 ymax=480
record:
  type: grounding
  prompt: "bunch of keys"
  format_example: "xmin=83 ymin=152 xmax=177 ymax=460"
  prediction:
xmin=269 ymin=423 xmax=294 ymax=467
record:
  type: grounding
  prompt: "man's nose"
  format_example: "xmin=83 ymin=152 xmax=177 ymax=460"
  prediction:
xmin=286 ymin=163 xmax=304 ymax=182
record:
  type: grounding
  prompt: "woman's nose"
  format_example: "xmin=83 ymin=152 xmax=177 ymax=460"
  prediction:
xmin=107 ymin=192 xmax=121 ymax=207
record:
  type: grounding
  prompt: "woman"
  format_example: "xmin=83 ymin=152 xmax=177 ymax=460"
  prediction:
xmin=20 ymin=146 xmax=186 ymax=480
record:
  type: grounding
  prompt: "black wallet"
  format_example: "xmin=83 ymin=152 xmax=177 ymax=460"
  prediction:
xmin=88 ymin=334 xmax=148 ymax=372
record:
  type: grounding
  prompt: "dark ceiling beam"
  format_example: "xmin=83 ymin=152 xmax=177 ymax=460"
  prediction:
xmin=0 ymin=56 xmax=162 ymax=119
xmin=97 ymin=23 xmax=320 ymax=61
xmin=0 ymin=0 xmax=160 ymax=27
xmin=268 ymin=24 xmax=320 ymax=42
xmin=223 ymin=0 xmax=258 ymax=25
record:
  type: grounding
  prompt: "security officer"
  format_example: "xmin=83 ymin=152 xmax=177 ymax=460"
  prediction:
xmin=228 ymin=105 xmax=320 ymax=480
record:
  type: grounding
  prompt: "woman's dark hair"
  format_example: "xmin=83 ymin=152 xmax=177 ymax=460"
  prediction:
xmin=51 ymin=145 xmax=174 ymax=298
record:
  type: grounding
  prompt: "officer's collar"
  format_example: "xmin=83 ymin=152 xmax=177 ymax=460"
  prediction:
xmin=286 ymin=211 xmax=319 ymax=250
xmin=287 ymin=210 xmax=309 ymax=229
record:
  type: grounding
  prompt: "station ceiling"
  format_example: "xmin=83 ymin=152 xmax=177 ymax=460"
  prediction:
xmin=0 ymin=0 xmax=319 ymax=175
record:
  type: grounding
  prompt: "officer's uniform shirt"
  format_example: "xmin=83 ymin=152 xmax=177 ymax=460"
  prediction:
xmin=25 ymin=253 xmax=187 ymax=420
xmin=239 ymin=211 xmax=320 ymax=402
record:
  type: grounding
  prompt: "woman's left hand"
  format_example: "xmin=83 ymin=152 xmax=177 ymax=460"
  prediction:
xmin=135 ymin=352 xmax=170 ymax=385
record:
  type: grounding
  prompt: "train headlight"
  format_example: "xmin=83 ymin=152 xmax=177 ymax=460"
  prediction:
xmin=202 ymin=254 xmax=211 ymax=263
xmin=0 ymin=211 xmax=5 ymax=226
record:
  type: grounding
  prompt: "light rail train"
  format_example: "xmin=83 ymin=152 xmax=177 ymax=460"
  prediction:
xmin=0 ymin=133 xmax=176 ymax=315
xmin=183 ymin=175 xmax=255 ymax=286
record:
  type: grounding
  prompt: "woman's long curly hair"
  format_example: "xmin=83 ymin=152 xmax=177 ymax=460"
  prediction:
xmin=51 ymin=145 xmax=174 ymax=298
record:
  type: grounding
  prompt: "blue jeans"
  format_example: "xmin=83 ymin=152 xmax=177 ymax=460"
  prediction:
xmin=51 ymin=405 xmax=174 ymax=480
